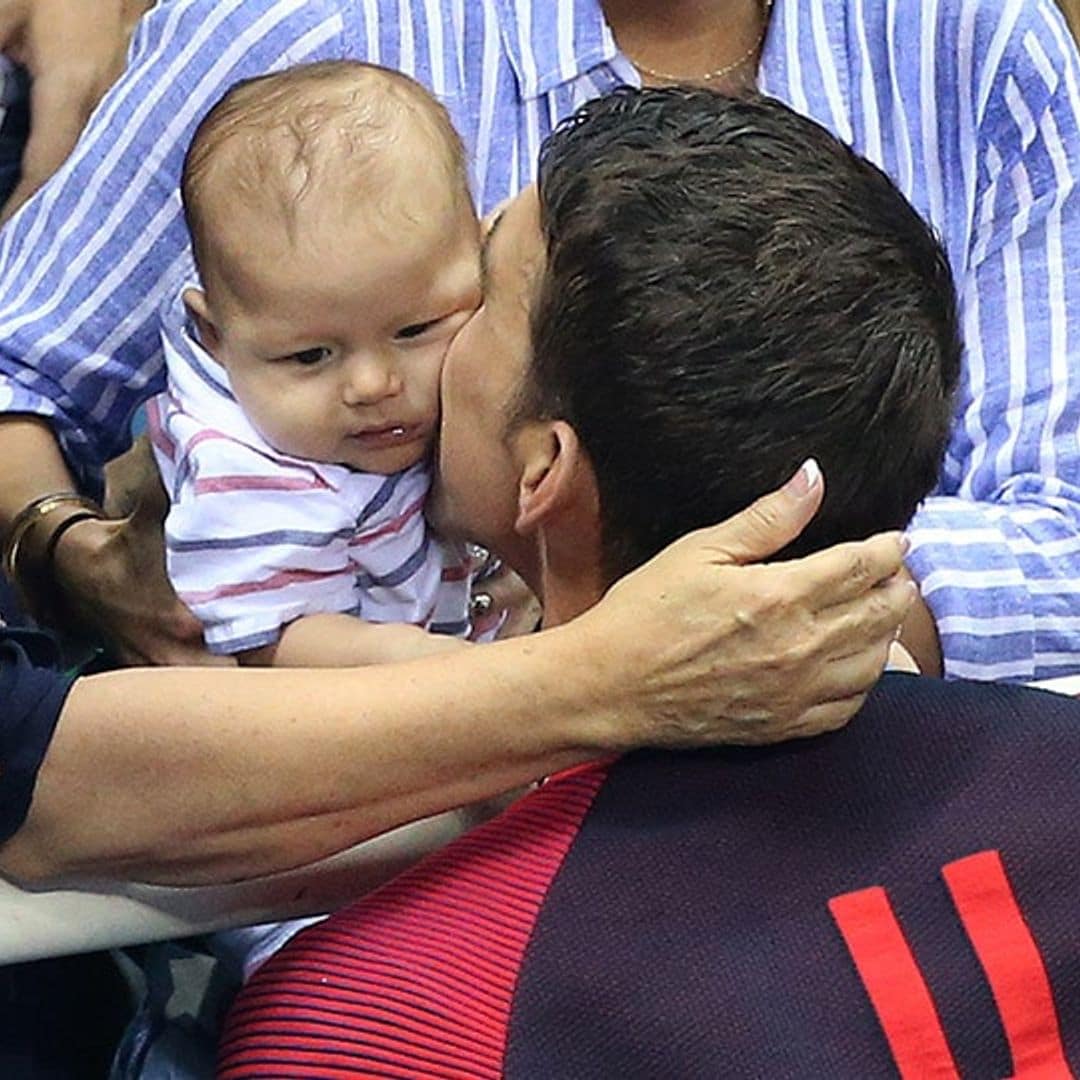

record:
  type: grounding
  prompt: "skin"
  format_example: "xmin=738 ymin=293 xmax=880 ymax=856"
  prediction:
xmin=600 ymin=0 xmax=772 ymax=89
xmin=431 ymin=208 xmax=541 ymax=576
xmin=187 ymin=149 xmax=481 ymax=477
xmin=435 ymin=190 xmax=600 ymax=617
xmin=1061 ymin=0 xmax=1080 ymax=39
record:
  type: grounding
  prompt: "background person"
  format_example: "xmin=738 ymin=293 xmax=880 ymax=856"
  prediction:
xmin=219 ymin=88 xmax=1080 ymax=1079
xmin=0 ymin=0 xmax=153 ymax=220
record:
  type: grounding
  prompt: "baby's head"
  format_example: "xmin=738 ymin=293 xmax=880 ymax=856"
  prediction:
xmin=180 ymin=60 xmax=480 ymax=474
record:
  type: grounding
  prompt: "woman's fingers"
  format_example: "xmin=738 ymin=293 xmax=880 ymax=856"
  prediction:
xmin=691 ymin=458 xmax=825 ymax=566
xmin=782 ymin=533 xmax=911 ymax=613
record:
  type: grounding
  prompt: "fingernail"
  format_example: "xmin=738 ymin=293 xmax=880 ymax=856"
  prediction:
xmin=899 ymin=534 xmax=911 ymax=556
xmin=785 ymin=457 xmax=821 ymax=499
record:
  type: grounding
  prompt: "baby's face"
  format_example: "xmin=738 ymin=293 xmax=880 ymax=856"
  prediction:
xmin=201 ymin=191 xmax=480 ymax=475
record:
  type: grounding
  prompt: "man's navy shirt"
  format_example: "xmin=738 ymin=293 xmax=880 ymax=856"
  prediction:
xmin=221 ymin=674 xmax=1080 ymax=1079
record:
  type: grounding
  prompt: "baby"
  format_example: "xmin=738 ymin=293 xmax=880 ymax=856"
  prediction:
xmin=150 ymin=60 xmax=486 ymax=667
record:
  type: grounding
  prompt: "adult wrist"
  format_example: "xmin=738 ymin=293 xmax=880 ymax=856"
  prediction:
xmin=535 ymin=617 xmax=639 ymax=755
xmin=2 ymin=492 xmax=106 ymax=624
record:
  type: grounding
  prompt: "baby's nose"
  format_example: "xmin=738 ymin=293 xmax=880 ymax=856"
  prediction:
xmin=342 ymin=355 xmax=402 ymax=405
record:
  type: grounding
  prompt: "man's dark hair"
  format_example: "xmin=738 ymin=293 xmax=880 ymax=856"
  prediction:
xmin=529 ymin=87 xmax=962 ymax=577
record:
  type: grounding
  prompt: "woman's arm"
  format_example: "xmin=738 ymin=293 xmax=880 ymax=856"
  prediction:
xmin=0 ymin=476 xmax=913 ymax=885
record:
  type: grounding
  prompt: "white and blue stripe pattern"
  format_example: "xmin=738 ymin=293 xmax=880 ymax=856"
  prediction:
xmin=0 ymin=0 xmax=1077 ymax=680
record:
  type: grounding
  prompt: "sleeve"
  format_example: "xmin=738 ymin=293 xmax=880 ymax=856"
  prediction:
xmin=0 ymin=631 xmax=75 ymax=845
xmin=0 ymin=0 xmax=351 ymax=489
xmin=164 ymin=437 xmax=362 ymax=655
xmin=217 ymin=766 xmax=608 ymax=1080
xmin=905 ymin=0 xmax=1080 ymax=682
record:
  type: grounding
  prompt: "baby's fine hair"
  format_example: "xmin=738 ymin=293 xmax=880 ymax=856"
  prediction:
xmin=181 ymin=60 xmax=469 ymax=281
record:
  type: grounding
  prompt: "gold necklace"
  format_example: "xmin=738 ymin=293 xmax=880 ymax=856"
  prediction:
xmin=623 ymin=0 xmax=775 ymax=85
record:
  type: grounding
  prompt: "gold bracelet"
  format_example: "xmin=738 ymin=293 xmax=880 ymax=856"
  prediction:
xmin=2 ymin=492 xmax=105 ymax=584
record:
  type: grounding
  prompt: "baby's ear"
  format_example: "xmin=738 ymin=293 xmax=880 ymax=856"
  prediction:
xmin=182 ymin=287 xmax=220 ymax=355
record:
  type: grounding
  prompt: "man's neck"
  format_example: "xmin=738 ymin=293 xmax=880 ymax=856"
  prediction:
xmin=536 ymin=542 xmax=608 ymax=630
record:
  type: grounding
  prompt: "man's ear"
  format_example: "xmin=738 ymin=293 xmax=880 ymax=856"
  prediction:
xmin=182 ymin=286 xmax=221 ymax=355
xmin=513 ymin=420 xmax=592 ymax=535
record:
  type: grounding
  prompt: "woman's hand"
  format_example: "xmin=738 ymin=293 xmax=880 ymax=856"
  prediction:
xmin=50 ymin=435 xmax=230 ymax=666
xmin=0 ymin=0 xmax=152 ymax=221
xmin=570 ymin=461 xmax=915 ymax=748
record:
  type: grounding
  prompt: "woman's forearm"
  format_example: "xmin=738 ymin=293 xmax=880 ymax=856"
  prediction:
xmin=1 ymin=624 xmax=603 ymax=884
xmin=0 ymin=416 xmax=82 ymax=536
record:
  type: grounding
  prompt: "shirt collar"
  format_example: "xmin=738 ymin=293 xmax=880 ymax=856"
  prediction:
xmin=492 ymin=0 xmax=620 ymax=100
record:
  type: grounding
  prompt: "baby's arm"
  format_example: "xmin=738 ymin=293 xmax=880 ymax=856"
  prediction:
xmin=240 ymin=613 xmax=470 ymax=668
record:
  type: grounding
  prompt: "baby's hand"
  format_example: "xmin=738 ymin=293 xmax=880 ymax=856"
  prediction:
xmin=469 ymin=561 xmax=541 ymax=640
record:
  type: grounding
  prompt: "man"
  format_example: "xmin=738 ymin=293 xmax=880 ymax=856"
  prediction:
xmin=218 ymin=90 xmax=1080 ymax=1078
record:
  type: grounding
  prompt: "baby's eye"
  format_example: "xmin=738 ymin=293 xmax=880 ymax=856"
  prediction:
xmin=287 ymin=347 xmax=331 ymax=366
xmin=395 ymin=318 xmax=441 ymax=341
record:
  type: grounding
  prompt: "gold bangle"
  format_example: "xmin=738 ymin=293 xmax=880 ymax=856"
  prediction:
xmin=2 ymin=492 xmax=104 ymax=584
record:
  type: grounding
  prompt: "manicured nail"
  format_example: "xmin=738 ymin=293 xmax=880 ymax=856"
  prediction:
xmin=785 ymin=457 xmax=821 ymax=498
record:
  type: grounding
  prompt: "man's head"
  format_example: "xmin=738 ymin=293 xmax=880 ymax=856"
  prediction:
xmin=180 ymin=61 xmax=480 ymax=474
xmin=437 ymin=87 xmax=960 ymax=606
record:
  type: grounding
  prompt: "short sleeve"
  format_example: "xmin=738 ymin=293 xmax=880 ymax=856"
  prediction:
xmin=161 ymin=434 xmax=363 ymax=654
xmin=0 ymin=630 xmax=75 ymax=845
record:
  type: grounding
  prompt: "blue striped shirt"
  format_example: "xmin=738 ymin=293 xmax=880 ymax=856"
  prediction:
xmin=0 ymin=0 xmax=1077 ymax=681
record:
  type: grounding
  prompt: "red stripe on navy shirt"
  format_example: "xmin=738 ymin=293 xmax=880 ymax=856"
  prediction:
xmin=217 ymin=766 xmax=609 ymax=1079
xmin=942 ymin=851 xmax=1074 ymax=1080
xmin=829 ymin=885 xmax=961 ymax=1079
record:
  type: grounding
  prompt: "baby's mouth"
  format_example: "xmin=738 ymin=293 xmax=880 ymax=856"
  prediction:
xmin=349 ymin=423 xmax=424 ymax=449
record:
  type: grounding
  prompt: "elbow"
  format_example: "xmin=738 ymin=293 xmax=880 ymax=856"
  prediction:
xmin=0 ymin=810 xmax=117 ymax=886
xmin=0 ymin=832 xmax=69 ymax=887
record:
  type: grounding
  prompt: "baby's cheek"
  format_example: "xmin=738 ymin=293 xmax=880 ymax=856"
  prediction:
xmin=244 ymin=381 xmax=317 ymax=453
